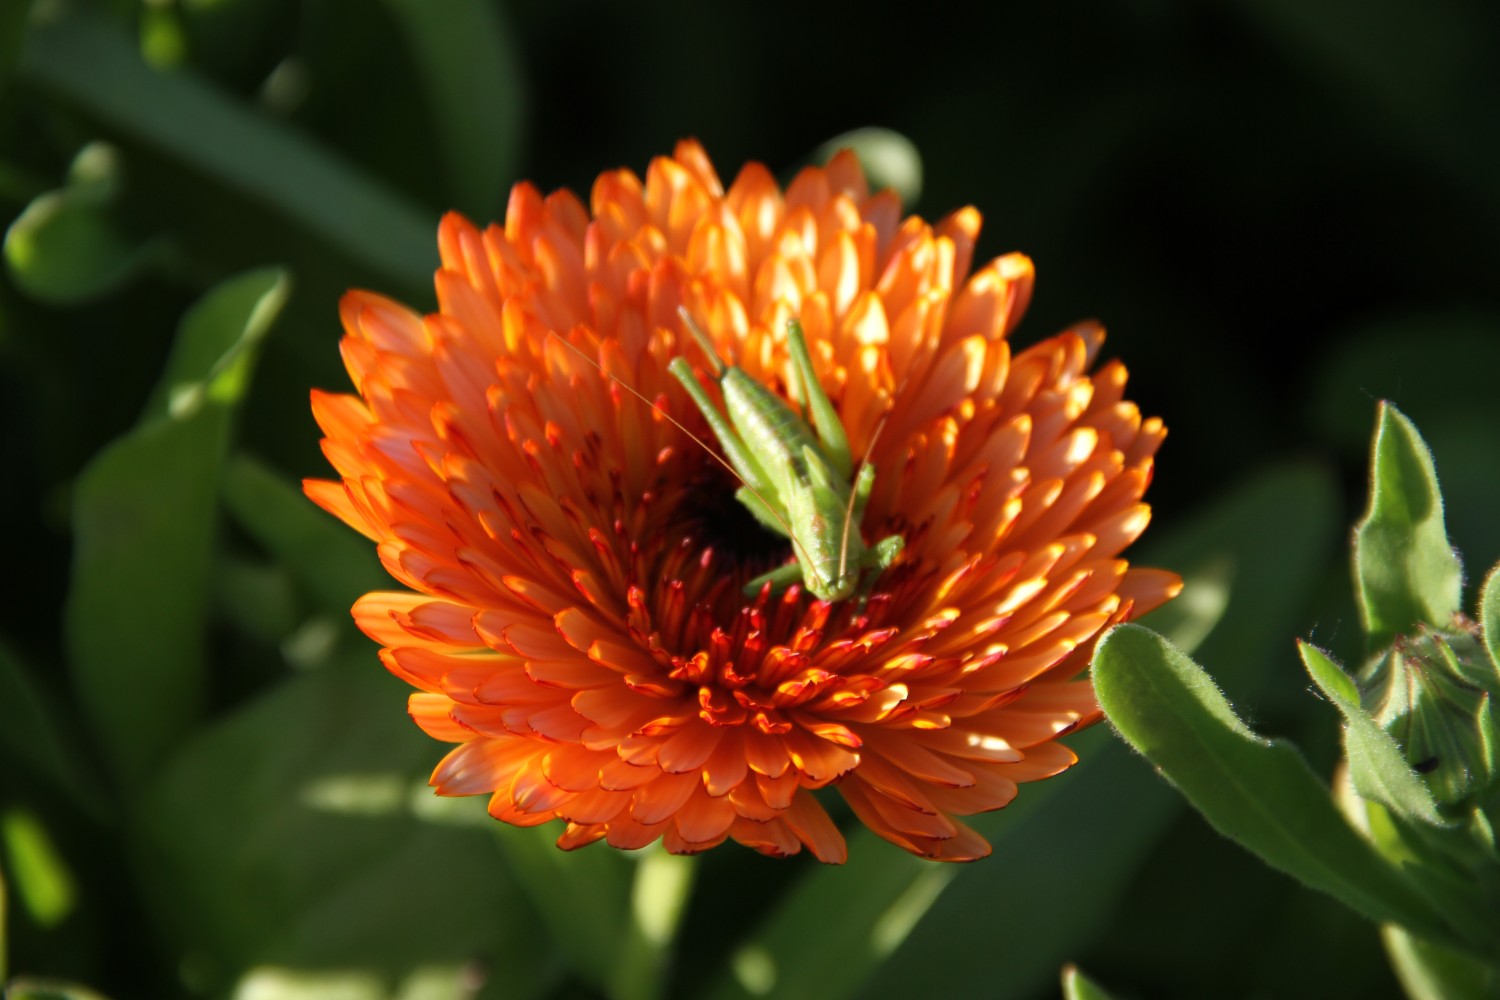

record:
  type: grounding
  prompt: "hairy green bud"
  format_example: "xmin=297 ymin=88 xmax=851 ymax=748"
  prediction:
xmin=1358 ymin=617 xmax=1500 ymax=813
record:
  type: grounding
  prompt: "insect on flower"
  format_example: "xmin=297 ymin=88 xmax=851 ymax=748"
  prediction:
xmin=308 ymin=140 xmax=1182 ymax=862
xmin=666 ymin=308 xmax=904 ymax=603
xmin=557 ymin=306 xmax=904 ymax=605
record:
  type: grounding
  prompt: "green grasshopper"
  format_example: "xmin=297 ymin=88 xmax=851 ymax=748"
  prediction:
xmin=663 ymin=308 xmax=903 ymax=603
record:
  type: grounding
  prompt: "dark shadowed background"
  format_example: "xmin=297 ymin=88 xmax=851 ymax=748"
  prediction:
xmin=1 ymin=1 xmax=1497 ymax=997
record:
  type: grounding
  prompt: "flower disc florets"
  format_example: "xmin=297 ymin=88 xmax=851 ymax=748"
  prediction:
xmin=307 ymin=140 xmax=1179 ymax=861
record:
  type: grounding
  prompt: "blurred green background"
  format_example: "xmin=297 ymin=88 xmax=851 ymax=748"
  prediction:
xmin=2 ymin=1 xmax=1498 ymax=998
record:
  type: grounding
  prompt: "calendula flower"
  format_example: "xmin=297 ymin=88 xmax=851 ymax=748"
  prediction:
xmin=306 ymin=140 xmax=1179 ymax=862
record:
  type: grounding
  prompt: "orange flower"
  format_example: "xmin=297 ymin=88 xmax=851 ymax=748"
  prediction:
xmin=306 ymin=140 xmax=1179 ymax=862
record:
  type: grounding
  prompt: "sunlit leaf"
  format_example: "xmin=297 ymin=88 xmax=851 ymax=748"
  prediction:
xmin=1298 ymin=641 xmax=1445 ymax=826
xmin=138 ymin=1 xmax=186 ymax=70
xmin=4 ymin=979 xmax=112 ymax=1000
xmin=1480 ymin=562 xmax=1500 ymax=674
xmin=135 ymin=669 xmax=554 ymax=1000
xmin=1354 ymin=794 xmax=1500 ymax=952
xmin=1382 ymin=923 xmax=1500 ymax=1000
xmin=613 ymin=849 xmax=697 ymax=1000
xmin=18 ymin=12 xmax=434 ymax=289
xmin=1093 ymin=624 xmax=1456 ymax=946
xmin=64 ymin=268 xmax=287 ymax=786
xmin=1354 ymin=402 xmax=1463 ymax=650
xmin=1061 ymin=965 xmax=1116 ymax=1000
xmin=146 ymin=269 xmax=291 ymax=420
xmin=0 ymin=808 xmax=76 ymax=928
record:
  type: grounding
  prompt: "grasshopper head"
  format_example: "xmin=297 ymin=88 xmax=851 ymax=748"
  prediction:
xmin=804 ymin=565 xmax=859 ymax=604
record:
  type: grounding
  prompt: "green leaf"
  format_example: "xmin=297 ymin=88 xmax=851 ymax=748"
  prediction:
xmin=1479 ymin=561 xmax=1500 ymax=675
xmin=1093 ymin=624 xmax=1455 ymax=945
xmin=1355 ymin=795 xmax=1500 ymax=953
xmin=220 ymin=454 xmax=384 ymax=618
xmin=0 ymin=640 xmax=104 ymax=818
xmin=1299 ymin=641 xmax=1445 ymax=826
xmin=1382 ymin=924 xmax=1500 ymax=1000
xmin=17 ymin=12 xmax=434 ymax=290
xmin=487 ymin=823 xmax=634 ymax=995
xmin=4 ymin=173 xmax=149 ymax=304
xmin=135 ymin=668 xmax=554 ymax=1000
xmin=380 ymin=0 xmax=526 ymax=221
xmin=64 ymin=268 xmax=287 ymax=786
xmin=1354 ymin=402 xmax=1463 ymax=649
xmin=144 ymin=268 xmax=291 ymax=421
xmin=4 ymin=979 xmax=112 ymax=1000
xmin=65 ymin=412 xmax=222 ymax=785
xmin=707 ymin=727 xmax=1180 ymax=1000
xmin=0 ymin=808 xmax=75 ymax=928
xmin=214 ymin=556 xmax=301 ymax=644
xmin=612 ymin=849 xmax=697 ymax=1000
xmin=1061 ymin=965 xmax=1117 ymax=1000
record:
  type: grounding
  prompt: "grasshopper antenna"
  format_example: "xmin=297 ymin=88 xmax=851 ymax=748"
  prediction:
xmin=545 ymin=329 xmax=803 ymax=554
xmin=676 ymin=307 xmax=727 ymax=377
xmin=837 ymin=379 xmax=904 ymax=584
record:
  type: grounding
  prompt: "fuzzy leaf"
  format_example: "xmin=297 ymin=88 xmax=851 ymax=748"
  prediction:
xmin=1354 ymin=402 xmax=1463 ymax=649
xmin=1094 ymin=624 xmax=1454 ymax=944
xmin=1299 ymin=641 xmax=1445 ymax=826
xmin=1480 ymin=561 xmax=1500 ymax=675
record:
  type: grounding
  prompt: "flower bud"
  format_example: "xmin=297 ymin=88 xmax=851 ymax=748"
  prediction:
xmin=1358 ymin=616 xmax=1500 ymax=812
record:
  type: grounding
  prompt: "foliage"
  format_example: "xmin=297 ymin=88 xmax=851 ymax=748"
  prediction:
xmin=1097 ymin=406 xmax=1500 ymax=995
xmin=2 ymin=1 xmax=1497 ymax=998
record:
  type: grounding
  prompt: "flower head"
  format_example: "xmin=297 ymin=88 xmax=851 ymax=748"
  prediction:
xmin=306 ymin=140 xmax=1179 ymax=862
